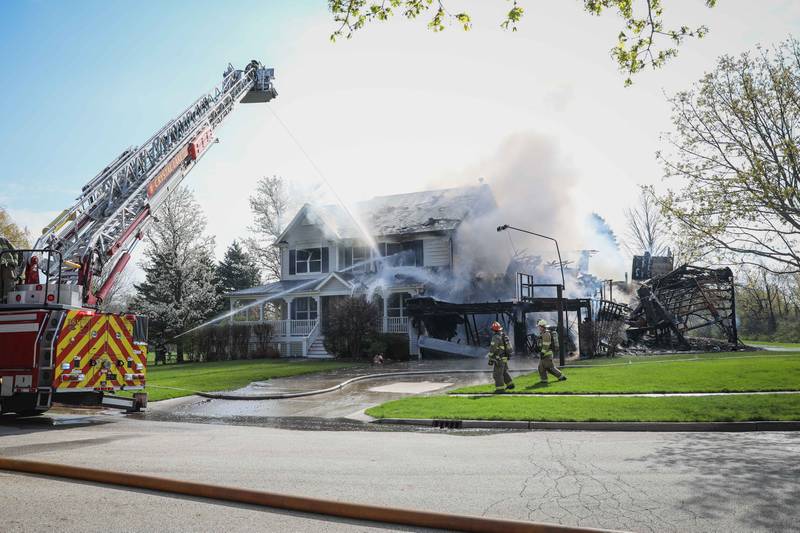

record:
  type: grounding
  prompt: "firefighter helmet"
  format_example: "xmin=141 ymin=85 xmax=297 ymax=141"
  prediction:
xmin=537 ymin=319 xmax=548 ymax=328
xmin=490 ymin=321 xmax=503 ymax=332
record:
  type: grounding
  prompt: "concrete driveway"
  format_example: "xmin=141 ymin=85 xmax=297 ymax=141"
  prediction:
xmin=144 ymin=357 xmax=539 ymax=425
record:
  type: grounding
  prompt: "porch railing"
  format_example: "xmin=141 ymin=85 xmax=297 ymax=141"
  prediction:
xmin=384 ymin=317 xmax=409 ymax=334
xmin=265 ymin=319 xmax=318 ymax=337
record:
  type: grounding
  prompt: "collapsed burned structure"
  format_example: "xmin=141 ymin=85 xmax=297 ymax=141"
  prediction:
xmin=408 ymin=263 xmax=741 ymax=360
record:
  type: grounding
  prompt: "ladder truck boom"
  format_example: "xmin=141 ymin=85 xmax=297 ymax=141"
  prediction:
xmin=0 ymin=60 xmax=277 ymax=416
xmin=36 ymin=60 xmax=277 ymax=305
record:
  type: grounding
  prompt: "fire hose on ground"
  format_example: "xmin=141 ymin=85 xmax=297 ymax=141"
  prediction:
xmin=0 ymin=457 xmax=619 ymax=533
xmin=194 ymin=368 xmax=539 ymax=400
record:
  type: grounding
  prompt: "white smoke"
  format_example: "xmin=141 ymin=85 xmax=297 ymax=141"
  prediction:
xmin=445 ymin=131 xmax=627 ymax=299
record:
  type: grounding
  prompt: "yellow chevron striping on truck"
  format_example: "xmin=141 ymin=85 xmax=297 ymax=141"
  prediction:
xmin=53 ymin=310 xmax=146 ymax=392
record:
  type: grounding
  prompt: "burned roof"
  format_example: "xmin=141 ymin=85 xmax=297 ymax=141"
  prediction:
xmin=315 ymin=184 xmax=494 ymax=238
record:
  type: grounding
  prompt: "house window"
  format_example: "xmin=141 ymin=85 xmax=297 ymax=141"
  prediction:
xmin=292 ymin=297 xmax=318 ymax=321
xmin=387 ymin=292 xmax=411 ymax=318
xmin=343 ymin=245 xmax=370 ymax=272
xmin=380 ymin=241 xmax=423 ymax=267
xmin=296 ymin=248 xmax=321 ymax=273
xmin=233 ymin=299 xmax=259 ymax=322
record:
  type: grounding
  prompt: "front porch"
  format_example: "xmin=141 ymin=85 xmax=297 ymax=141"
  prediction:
xmin=227 ymin=272 xmax=418 ymax=358
xmin=229 ymin=297 xmax=412 ymax=358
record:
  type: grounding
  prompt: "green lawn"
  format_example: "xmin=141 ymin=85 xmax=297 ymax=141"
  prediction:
xmin=454 ymin=354 xmax=800 ymax=395
xmin=365 ymin=394 xmax=800 ymax=422
xmin=123 ymin=359 xmax=359 ymax=402
xmin=567 ymin=350 xmax=792 ymax=366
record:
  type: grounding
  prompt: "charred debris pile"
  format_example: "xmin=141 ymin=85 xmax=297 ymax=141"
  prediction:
xmin=408 ymin=263 xmax=743 ymax=360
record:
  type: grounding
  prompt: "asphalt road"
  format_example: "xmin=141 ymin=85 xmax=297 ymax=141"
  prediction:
xmin=0 ymin=413 xmax=798 ymax=532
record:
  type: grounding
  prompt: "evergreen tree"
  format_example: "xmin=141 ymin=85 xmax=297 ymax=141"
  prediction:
xmin=217 ymin=240 xmax=261 ymax=293
xmin=132 ymin=187 xmax=220 ymax=362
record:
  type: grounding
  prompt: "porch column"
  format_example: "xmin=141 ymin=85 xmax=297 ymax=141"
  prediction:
xmin=285 ymin=297 xmax=294 ymax=336
xmin=229 ymin=298 xmax=235 ymax=324
xmin=382 ymin=292 xmax=388 ymax=333
xmin=313 ymin=296 xmax=321 ymax=329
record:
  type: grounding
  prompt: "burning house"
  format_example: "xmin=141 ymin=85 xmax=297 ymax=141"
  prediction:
xmin=226 ymin=185 xmax=496 ymax=357
xmin=227 ymin=179 xmax=741 ymax=359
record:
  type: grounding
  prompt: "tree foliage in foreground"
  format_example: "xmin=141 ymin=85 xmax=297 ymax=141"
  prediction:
xmin=328 ymin=0 xmax=716 ymax=85
xmin=0 ymin=208 xmax=30 ymax=248
xmin=657 ymin=39 xmax=800 ymax=274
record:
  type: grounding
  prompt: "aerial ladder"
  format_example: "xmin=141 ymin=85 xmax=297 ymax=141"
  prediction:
xmin=0 ymin=61 xmax=277 ymax=415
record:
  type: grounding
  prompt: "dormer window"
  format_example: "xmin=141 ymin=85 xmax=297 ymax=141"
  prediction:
xmin=296 ymin=248 xmax=321 ymax=273
xmin=289 ymin=247 xmax=329 ymax=275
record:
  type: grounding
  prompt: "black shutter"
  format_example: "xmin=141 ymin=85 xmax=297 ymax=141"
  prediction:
xmin=414 ymin=240 xmax=423 ymax=266
xmin=289 ymin=249 xmax=296 ymax=275
xmin=345 ymin=247 xmax=353 ymax=269
xmin=321 ymin=247 xmax=329 ymax=273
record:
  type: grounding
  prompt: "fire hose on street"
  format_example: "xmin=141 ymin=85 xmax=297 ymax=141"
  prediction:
xmin=0 ymin=457 xmax=619 ymax=533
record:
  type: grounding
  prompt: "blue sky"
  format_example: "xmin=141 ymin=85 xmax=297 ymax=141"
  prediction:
xmin=2 ymin=1 xmax=799 ymax=279
xmin=0 ymin=0 xmax=313 ymax=219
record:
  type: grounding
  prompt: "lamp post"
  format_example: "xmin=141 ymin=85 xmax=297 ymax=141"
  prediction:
xmin=496 ymin=224 xmax=565 ymax=289
xmin=497 ymin=224 xmax=567 ymax=366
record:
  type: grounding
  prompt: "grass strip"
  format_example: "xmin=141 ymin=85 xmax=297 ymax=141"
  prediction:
xmin=122 ymin=359 xmax=359 ymax=402
xmin=453 ymin=354 xmax=800 ymax=395
xmin=366 ymin=394 xmax=800 ymax=422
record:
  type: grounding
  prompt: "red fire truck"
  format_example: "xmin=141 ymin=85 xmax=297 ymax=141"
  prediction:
xmin=0 ymin=61 xmax=277 ymax=415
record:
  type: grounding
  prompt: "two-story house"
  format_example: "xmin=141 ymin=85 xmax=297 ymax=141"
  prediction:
xmin=227 ymin=184 xmax=494 ymax=357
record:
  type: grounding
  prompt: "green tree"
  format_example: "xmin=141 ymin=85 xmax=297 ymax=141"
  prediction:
xmin=0 ymin=208 xmax=30 ymax=248
xmin=217 ymin=240 xmax=261 ymax=293
xmin=657 ymin=38 xmax=800 ymax=274
xmin=131 ymin=187 xmax=221 ymax=362
xmin=328 ymin=0 xmax=716 ymax=85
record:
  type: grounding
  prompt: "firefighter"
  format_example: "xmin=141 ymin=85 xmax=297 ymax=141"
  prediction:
xmin=537 ymin=319 xmax=567 ymax=384
xmin=487 ymin=321 xmax=515 ymax=393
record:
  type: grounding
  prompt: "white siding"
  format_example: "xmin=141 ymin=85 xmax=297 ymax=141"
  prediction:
xmin=289 ymin=221 xmax=326 ymax=247
xmin=423 ymin=237 xmax=451 ymax=268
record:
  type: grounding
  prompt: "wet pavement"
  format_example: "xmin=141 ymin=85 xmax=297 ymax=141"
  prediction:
xmin=141 ymin=357 xmax=540 ymax=429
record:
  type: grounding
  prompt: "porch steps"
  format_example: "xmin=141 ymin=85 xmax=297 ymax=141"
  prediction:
xmin=307 ymin=336 xmax=333 ymax=359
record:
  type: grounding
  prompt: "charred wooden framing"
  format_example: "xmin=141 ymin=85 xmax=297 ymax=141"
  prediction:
xmin=408 ymin=264 xmax=740 ymax=360
xmin=627 ymin=264 xmax=738 ymax=347
xmin=408 ymin=274 xmax=595 ymax=364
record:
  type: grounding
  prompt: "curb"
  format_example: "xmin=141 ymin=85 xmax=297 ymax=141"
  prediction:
xmin=373 ymin=418 xmax=800 ymax=432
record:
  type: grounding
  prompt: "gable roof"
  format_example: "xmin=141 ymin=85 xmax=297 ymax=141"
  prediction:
xmin=276 ymin=184 xmax=494 ymax=243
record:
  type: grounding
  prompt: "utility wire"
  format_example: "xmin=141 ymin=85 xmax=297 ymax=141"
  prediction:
xmin=265 ymin=104 xmax=378 ymax=252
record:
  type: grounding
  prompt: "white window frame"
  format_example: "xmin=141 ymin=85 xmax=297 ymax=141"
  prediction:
xmin=295 ymin=248 xmax=322 ymax=274
xmin=387 ymin=292 xmax=411 ymax=318
xmin=293 ymin=297 xmax=318 ymax=320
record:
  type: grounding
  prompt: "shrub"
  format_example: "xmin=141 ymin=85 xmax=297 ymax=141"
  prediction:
xmin=375 ymin=333 xmax=410 ymax=361
xmin=324 ymin=296 xmax=381 ymax=358
xmin=251 ymin=322 xmax=276 ymax=358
